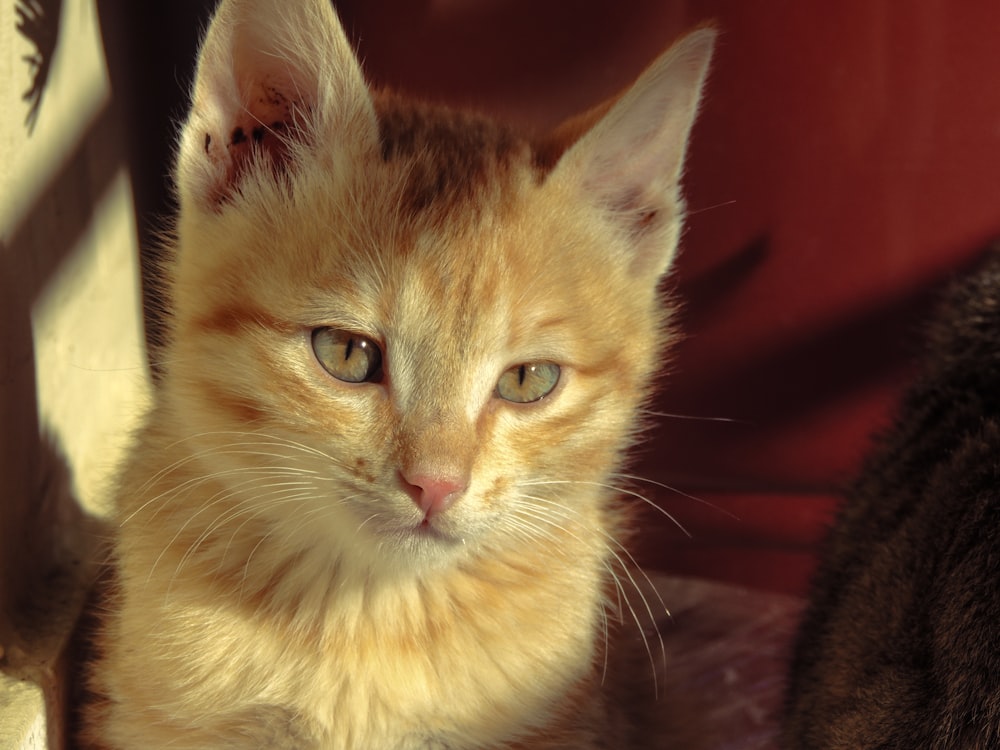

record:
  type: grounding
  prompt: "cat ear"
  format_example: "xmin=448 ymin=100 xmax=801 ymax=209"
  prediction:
xmin=552 ymin=29 xmax=714 ymax=279
xmin=176 ymin=0 xmax=378 ymax=210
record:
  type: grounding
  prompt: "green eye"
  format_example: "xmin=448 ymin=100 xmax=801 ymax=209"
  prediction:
xmin=496 ymin=363 xmax=560 ymax=403
xmin=312 ymin=327 xmax=383 ymax=384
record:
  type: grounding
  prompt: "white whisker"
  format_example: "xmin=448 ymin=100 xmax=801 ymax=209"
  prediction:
xmin=520 ymin=478 xmax=693 ymax=538
xmin=615 ymin=473 xmax=739 ymax=521
xmin=640 ymin=409 xmax=745 ymax=424
xmin=514 ymin=492 xmax=669 ymax=695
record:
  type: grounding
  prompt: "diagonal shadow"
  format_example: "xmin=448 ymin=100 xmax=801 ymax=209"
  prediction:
xmin=636 ymin=238 xmax=999 ymax=502
xmin=15 ymin=0 xmax=63 ymax=133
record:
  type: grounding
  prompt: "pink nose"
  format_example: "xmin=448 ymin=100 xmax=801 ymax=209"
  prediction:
xmin=401 ymin=471 xmax=467 ymax=520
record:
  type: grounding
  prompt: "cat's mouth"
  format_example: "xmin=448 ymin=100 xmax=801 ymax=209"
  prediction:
xmin=369 ymin=515 xmax=466 ymax=548
xmin=408 ymin=519 xmax=463 ymax=545
xmin=411 ymin=522 xmax=448 ymax=540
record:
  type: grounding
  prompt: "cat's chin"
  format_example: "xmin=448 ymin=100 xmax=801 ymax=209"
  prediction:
xmin=364 ymin=523 xmax=471 ymax=574
xmin=354 ymin=514 xmax=471 ymax=563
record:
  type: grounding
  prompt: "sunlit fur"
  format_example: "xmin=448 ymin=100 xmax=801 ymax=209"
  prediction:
xmin=81 ymin=0 xmax=712 ymax=747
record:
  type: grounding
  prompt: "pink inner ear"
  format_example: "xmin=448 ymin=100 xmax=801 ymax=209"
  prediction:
xmin=202 ymin=76 xmax=311 ymax=205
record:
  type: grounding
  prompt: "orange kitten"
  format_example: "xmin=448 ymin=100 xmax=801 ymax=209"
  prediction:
xmin=80 ymin=0 xmax=712 ymax=747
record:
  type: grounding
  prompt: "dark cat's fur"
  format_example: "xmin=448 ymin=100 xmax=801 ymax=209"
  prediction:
xmin=783 ymin=250 xmax=1000 ymax=748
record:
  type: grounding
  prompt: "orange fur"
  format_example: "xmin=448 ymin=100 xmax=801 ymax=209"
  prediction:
xmin=80 ymin=0 xmax=713 ymax=747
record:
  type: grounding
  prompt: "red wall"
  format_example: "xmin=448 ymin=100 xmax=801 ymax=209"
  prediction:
xmin=639 ymin=3 xmax=1000 ymax=593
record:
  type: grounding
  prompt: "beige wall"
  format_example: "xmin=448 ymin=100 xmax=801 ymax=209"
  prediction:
xmin=1 ymin=1 xmax=150 ymax=745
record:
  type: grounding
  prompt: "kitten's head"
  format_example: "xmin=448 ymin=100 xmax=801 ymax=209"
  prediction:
xmin=158 ymin=0 xmax=712 ymax=583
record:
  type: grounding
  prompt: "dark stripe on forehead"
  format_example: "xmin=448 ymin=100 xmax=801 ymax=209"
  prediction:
xmin=373 ymin=91 xmax=537 ymax=214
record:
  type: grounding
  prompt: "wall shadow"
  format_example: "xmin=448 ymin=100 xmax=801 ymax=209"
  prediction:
xmin=2 ymin=1 xmax=209 ymax=747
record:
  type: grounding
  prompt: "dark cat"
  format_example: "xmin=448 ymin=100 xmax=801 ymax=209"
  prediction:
xmin=783 ymin=250 xmax=1000 ymax=748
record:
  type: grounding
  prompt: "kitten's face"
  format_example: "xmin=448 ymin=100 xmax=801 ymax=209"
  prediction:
xmin=167 ymin=105 xmax=660 ymax=576
xmin=157 ymin=0 xmax=711 ymax=581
